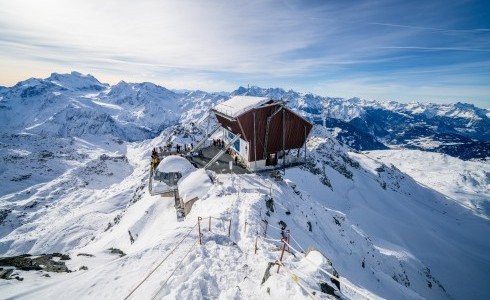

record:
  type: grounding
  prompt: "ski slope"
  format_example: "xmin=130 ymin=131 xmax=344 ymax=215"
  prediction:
xmin=1 ymin=128 xmax=489 ymax=299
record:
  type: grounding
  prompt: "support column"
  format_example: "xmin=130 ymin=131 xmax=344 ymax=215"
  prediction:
xmin=304 ymin=126 xmax=307 ymax=161
xmin=253 ymin=112 xmax=257 ymax=171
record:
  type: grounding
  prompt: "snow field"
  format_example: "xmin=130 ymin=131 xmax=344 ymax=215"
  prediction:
xmin=1 ymin=136 xmax=489 ymax=299
xmin=0 ymin=73 xmax=488 ymax=300
xmin=363 ymin=149 xmax=490 ymax=218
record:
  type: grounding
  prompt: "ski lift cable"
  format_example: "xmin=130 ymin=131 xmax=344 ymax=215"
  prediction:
xmin=123 ymin=223 xmax=198 ymax=300
xmin=151 ymin=239 xmax=199 ymax=300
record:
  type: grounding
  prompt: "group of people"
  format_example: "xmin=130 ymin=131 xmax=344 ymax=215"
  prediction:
xmin=174 ymin=143 xmax=193 ymax=153
xmin=151 ymin=148 xmax=160 ymax=171
xmin=163 ymin=142 xmax=193 ymax=153
xmin=213 ymin=138 xmax=224 ymax=147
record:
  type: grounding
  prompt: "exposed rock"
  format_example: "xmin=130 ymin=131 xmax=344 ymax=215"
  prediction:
xmin=77 ymin=253 xmax=95 ymax=257
xmin=0 ymin=253 xmax=71 ymax=277
xmin=320 ymin=281 xmax=340 ymax=299
xmin=108 ymin=248 xmax=126 ymax=257
xmin=261 ymin=262 xmax=275 ymax=284
xmin=0 ymin=268 xmax=14 ymax=279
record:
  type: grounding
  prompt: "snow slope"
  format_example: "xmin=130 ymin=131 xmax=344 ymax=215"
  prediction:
xmin=1 ymin=72 xmax=489 ymax=299
xmin=1 ymin=126 xmax=489 ymax=299
xmin=364 ymin=149 xmax=490 ymax=218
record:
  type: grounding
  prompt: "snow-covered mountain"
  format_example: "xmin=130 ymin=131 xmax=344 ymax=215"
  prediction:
xmin=1 ymin=73 xmax=488 ymax=159
xmin=0 ymin=72 xmax=489 ymax=299
xmin=231 ymin=86 xmax=490 ymax=159
xmin=0 ymin=72 xmax=227 ymax=142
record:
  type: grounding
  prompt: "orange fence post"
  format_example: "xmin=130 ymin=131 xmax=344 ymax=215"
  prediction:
xmin=198 ymin=217 xmax=202 ymax=245
xmin=276 ymin=238 xmax=287 ymax=273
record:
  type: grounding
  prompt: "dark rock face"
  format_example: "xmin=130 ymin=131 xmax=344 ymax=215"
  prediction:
xmin=0 ymin=268 xmax=14 ymax=279
xmin=320 ymin=281 xmax=340 ymax=298
xmin=0 ymin=253 xmax=71 ymax=279
xmin=108 ymin=248 xmax=126 ymax=257
xmin=261 ymin=262 xmax=276 ymax=284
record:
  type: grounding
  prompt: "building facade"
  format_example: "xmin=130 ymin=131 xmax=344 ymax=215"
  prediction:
xmin=212 ymin=96 xmax=313 ymax=170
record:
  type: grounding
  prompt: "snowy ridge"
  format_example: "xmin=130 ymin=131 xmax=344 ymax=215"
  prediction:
xmin=233 ymin=85 xmax=489 ymax=123
xmin=0 ymin=73 xmax=226 ymax=142
xmin=1 ymin=73 xmax=489 ymax=159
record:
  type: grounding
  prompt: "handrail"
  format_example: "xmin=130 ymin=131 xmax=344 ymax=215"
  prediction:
xmin=191 ymin=124 xmax=222 ymax=153
xmin=204 ymin=134 xmax=241 ymax=169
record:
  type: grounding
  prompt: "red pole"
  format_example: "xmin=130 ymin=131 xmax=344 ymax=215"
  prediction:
xmin=277 ymin=238 xmax=287 ymax=273
xmin=198 ymin=217 xmax=202 ymax=245
xmin=208 ymin=216 xmax=211 ymax=232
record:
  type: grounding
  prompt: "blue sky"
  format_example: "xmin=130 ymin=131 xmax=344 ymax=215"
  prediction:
xmin=1 ymin=0 xmax=489 ymax=108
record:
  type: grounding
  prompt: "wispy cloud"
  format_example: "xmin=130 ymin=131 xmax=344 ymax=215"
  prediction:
xmin=0 ymin=0 xmax=489 ymax=107
xmin=377 ymin=46 xmax=490 ymax=52
xmin=369 ymin=22 xmax=490 ymax=33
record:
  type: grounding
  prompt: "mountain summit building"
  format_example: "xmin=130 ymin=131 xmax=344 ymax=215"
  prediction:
xmin=211 ymin=96 xmax=313 ymax=171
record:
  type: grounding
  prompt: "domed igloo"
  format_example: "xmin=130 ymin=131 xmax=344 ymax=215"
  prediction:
xmin=152 ymin=155 xmax=194 ymax=194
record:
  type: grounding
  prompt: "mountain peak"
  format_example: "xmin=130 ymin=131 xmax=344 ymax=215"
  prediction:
xmin=46 ymin=71 xmax=108 ymax=91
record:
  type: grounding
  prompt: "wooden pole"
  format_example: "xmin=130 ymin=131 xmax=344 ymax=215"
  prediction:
xmin=254 ymin=235 xmax=258 ymax=254
xmin=198 ymin=217 xmax=203 ymax=245
xmin=228 ymin=219 xmax=232 ymax=237
xmin=208 ymin=216 xmax=211 ymax=232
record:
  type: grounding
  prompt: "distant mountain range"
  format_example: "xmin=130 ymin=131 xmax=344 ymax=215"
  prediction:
xmin=1 ymin=72 xmax=488 ymax=159
xmin=231 ymin=86 xmax=490 ymax=160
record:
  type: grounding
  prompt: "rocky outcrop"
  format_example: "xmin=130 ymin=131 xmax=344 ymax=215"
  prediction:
xmin=0 ymin=253 xmax=71 ymax=279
